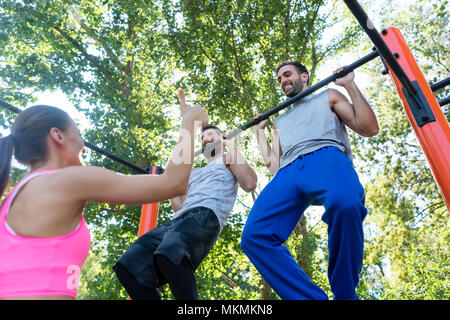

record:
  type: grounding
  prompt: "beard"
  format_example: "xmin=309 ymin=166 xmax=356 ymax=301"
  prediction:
xmin=284 ymin=80 xmax=303 ymax=97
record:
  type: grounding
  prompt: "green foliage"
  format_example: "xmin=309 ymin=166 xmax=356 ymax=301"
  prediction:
xmin=350 ymin=0 xmax=449 ymax=299
xmin=1 ymin=0 xmax=448 ymax=300
xmin=383 ymin=245 xmax=450 ymax=300
xmin=159 ymin=0 xmax=361 ymax=126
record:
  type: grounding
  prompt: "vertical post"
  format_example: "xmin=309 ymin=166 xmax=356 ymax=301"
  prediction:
xmin=343 ymin=0 xmax=418 ymax=97
xmin=381 ymin=28 xmax=450 ymax=209
xmin=343 ymin=0 xmax=450 ymax=209
xmin=129 ymin=166 xmax=163 ymax=299
xmin=137 ymin=166 xmax=163 ymax=237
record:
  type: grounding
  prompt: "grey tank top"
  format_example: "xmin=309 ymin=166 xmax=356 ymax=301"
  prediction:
xmin=274 ymin=89 xmax=353 ymax=170
xmin=171 ymin=156 xmax=238 ymax=230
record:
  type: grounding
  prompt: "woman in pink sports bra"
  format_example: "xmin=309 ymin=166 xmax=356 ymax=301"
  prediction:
xmin=0 ymin=89 xmax=208 ymax=299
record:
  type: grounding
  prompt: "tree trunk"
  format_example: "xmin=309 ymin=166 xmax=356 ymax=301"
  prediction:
xmin=260 ymin=277 xmax=272 ymax=300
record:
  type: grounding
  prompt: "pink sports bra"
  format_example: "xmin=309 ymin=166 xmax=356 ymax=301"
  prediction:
xmin=0 ymin=170 xmax=91 ymax=299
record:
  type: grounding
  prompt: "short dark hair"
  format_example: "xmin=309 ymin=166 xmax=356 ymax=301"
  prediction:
xmin=275 ymin=60 xmax=310 ymax=85
xmin=201 ymin=125 xmax=222 ymax=136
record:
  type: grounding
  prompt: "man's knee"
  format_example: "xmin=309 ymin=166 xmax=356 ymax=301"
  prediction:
xmin=241 ymin=221 xmax=284 ymax=256
xmin=240 ymin=221 xmax=270 ymax=255
xmin=323 ymin=193 xmax=366 ymax=224
xmin=240 ymin=225 xmax=255 ymax=255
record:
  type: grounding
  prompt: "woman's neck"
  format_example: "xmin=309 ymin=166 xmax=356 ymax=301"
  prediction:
xmin=29 ymin=158 xmax=63 ymax=174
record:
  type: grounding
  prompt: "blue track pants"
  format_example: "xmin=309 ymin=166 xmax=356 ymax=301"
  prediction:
xmin=241 ymin=147 xmax=367 ymax=300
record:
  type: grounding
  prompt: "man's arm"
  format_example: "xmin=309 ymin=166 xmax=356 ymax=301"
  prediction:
xmin=223 ymin=132 xmax=258 ymax=192
xmin=329 ymin=67 xmax=379 ymax=137
xmin=253 ymin=117 xmax=281 ymax=176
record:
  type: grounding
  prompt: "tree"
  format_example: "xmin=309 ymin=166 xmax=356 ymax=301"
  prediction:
xmin=349 ymin=0 xmax=449 ymax=299
xmin=159 ymin=0 xmax=361 ymax=299
xmin=383 ymin=244 xmax=449 ymax=300
xmin=1 ymin=0 xmax=178 ymax=299
xmin=5 ymin=0 xmax=439 ymax=300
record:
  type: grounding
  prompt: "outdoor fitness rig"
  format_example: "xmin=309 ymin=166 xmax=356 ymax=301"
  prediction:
xmin=343 ymin=0 xmax=449 ymax=210
xmin=195 ymin=0 xmax=450 ymax=210
xmin=1 ymin=0 xmax=449 ymax=239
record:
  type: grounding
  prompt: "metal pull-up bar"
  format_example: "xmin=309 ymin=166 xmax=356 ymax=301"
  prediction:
xmin=83 ymin=141 xmax=148 ymax=174
xmin=195 ymin=49 xmax=380 ymax=157
xmin=430 ymin=77 xmax=450 ymax=107
xmin=430 ymin=77 xmax=450 ymax=92
xmin=343 ymin=1 xmax=418 ymax=97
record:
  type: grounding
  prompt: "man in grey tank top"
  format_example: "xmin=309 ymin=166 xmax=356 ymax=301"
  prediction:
xmin=114 ymin=124 xmax=257 ymax=300
xmin=241 ymin=60 xmax=379 ymax=300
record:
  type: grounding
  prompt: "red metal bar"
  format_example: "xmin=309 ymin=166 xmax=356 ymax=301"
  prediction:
xmin=137 ymin=166 xmax=161 ymax=237
xmin=382 ymin=27 xmax=450 ymax=209
xmin=129 ymin=166 xmax=161 ymax=299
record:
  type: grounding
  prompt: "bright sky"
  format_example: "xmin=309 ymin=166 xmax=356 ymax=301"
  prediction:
xmin=1 ymin=90 xmax=89 ymax=133
xmin=34 ymin=90 xmax=90 ymax=131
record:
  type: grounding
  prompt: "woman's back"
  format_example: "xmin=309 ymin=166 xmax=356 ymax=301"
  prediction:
xmin=6 ymin=170 xmax=85 ymax=238
xmin=0 ymin=170 xmax=91 ymax=299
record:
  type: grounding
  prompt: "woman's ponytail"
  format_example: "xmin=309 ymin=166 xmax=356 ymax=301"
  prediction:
xmin=0 ymin=135 xmax=15 ymax=198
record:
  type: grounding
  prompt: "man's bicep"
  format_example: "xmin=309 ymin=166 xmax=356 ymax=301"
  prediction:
xmin=329 ymin=89 xmax=359 ymax=132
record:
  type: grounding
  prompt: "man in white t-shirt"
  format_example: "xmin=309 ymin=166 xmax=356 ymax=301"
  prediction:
xmin=114 ymin=125 xmax=257 ymax=300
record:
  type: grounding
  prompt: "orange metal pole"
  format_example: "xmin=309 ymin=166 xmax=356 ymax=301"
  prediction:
xmin=137 ymin=202 xmax=160 ymax=237
xmin=382 ymin=27 xmax=450 ymax=209
xmin=137 ymin=166 xmax=161 ymax=237
xmin=129 ymin=166 xmax=161 ymax=299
